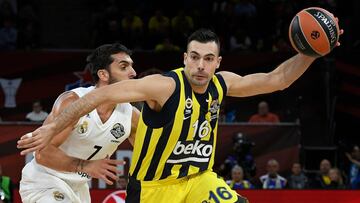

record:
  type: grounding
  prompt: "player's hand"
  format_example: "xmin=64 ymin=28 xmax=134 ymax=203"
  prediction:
xmin=334 ymin=17 xmax=344 ymax=47
xmin=17 ymin=123 xmax=56 ymax=155
xmin=82 ymin=158 xmax=125 ymax=185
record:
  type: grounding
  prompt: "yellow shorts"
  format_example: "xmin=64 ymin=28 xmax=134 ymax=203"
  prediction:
xmin=126 ymin=171 xmax=248 ymax=203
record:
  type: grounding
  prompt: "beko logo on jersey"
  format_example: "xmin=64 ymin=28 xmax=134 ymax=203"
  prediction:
xmin=167 ymin=140 xmax=213 ymax=163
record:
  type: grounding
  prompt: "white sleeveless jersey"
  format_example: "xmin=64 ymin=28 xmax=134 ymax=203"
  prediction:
xmin=27 ymin=86 xmax=133 ymax=184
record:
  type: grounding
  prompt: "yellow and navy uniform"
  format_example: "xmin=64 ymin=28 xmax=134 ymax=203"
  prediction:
xmin=126 ymin=68 xmax=248 ymax=203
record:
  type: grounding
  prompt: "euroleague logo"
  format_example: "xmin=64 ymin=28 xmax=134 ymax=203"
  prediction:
xmin=311 ymin=30 xmax=320 ymax=40
xmin=102 ymin=190 xmax=126 ymax=203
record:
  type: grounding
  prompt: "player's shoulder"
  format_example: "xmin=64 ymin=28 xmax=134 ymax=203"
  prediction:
xmin=56 ymin=91 xmax=80 ymax=104
xmin=52 ymin=91 xmax=80 ymax=112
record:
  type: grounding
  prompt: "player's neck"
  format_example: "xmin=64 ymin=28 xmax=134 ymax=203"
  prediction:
xmin=96 ymin=103 xmax=116 ymax=123
xmin=97 ymin=102 xmax=116 ymax=111
xmin=190 ymin=83 xmax=209 ymax=94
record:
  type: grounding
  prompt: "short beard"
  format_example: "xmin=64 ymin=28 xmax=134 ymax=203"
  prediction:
xmin=108 ymin=72 xmax=120 ymax=84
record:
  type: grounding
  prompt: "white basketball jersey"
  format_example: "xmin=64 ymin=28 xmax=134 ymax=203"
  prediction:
xmin=29 ymin=86 xmax=133 ymax=184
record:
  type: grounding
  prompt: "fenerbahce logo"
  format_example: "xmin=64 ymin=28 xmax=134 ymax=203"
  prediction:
xmin=111 ymin=123 xmax=125 ymax=139
xmin=184 ymin=97 xmax=193 ymax=120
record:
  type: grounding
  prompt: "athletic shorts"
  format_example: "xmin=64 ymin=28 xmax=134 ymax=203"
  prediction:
xmin=19 ymin=160 xmax=90 ymax=203
xmin=126 ymin=170 xmax=249 ymax=203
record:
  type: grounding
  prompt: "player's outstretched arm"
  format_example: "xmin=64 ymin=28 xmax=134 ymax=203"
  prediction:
xmin=219 ymin=53 xmax=316 ymax=97
xmin=17 ymin=74 xmax=175 ymax=154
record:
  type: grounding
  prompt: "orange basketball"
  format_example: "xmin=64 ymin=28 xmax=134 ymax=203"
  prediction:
xmin=289 ymin=7 xmax=340 ymax=57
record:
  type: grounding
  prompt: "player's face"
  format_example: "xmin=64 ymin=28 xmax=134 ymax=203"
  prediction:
xmin=184 ymin=41 xmax=222 ymax=90
xmin=108 ymin=52 xmax=136 ymax=84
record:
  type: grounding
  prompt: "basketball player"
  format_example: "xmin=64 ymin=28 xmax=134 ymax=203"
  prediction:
xmin=19 ymin=43 xmax=139 ymax=203
xmin=18 ymin=27 xmax=343 ymax=202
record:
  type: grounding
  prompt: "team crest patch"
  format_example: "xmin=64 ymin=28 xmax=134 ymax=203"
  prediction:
xmin=77 ymin=121 xmax=88 ymax=134
xmin=209 ymin=99 xmax=220 ymax=113
xmin=111 ymin=123 xmax=125 ymax=139
xmin=183 ymin=97 xmax=193 ymax=120
xmin=185 ymin=97 xmax=193 ymax=109
xmin=53 ymin=191 xmax=65 ymax=201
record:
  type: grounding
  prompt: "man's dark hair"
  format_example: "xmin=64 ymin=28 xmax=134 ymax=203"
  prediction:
xmin=187 ymin=28 xmax=220 ymax=53
xmin=86 ymin=43 xmax=132 ymax=83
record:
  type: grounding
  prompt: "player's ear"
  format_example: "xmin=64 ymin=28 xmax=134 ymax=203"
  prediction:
xmin=216 ymin=56 xmax=222 ymax=69
xmin=98 ymin=69 xmax=109 ymax=81
xmin=183 ymin=52 xmax=187 ymax=66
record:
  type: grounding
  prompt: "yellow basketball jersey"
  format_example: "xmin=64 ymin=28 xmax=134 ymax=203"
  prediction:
xmin=129 ymin=68 xmax=227 ymax=182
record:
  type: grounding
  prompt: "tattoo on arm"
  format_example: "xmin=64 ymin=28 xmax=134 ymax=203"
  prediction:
xmin=54 ymin=95 xmax=98 ymax=133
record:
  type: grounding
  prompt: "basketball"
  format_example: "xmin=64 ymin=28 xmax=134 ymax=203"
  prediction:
xmin=289 ymin=7 xmax=340 ymax=57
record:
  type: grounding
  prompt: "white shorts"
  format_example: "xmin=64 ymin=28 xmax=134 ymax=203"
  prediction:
xmin=19 ymin=160 xmax=90 ymax=203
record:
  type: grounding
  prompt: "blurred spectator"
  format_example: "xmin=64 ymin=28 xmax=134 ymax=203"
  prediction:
xmin=229 ymin=27 xmax=252 ymax=51
xmin=121 ymin=10 xmax=144 ymax=49
xmin=148 ymin=9 xmax=170 ymax=46
xmin=0 ymin=164 xmax=13 ymax=203
xmin=17 ymin=3 xmax=40 ymax=49
xmin=25 ymin=100 xmax=48 ymax=122
xmin=259 ymin=159 xmax=287 ymax=189
xmin=0 ymin=18 xmax=17 ymax=50
xmin=326 ymin=168 xmax=346 ymax=189
xmin=346 ymin=145 xmax=360 ymax=189
xmin=287 ymin=163 xmax=309 ymax=189
xmin=219 ymin=133 xmax=256 ymax=180
xmin=311 ymin=159 xmax=332 ymax=189
xmin=233 ymin=0 xmax=257 ymax=19
xmin=103 ymin=19 xmax=122 ymax=43
xmin=17 ymin=21 xmax=39 ymax=49
xmin=116 ymin=175 xmax=128 ymax=190
xmin=171 ymin=9 xmax=194 ymax=45
xmin=212 ymin=0 xmax=228 ymax=14
xmin=0 ymin=0 xmax=16 ymax=21
xmin=226 ymin=165 xmax=254 ymax=189
xmin=155 ymin=37 xmax=180 ymax=52
xmin=248 ymin=101 xmax=280 ymax=123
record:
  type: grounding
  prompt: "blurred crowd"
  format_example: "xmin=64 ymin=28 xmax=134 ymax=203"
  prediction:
xmin=2 ymin=0 xmax=358 ymax=52
xmin=218 ymin=134 xmax=360 ymax=190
